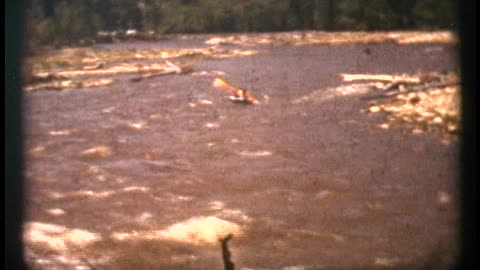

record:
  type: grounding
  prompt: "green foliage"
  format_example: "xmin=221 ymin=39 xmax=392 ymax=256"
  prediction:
xmin=25 ymin=0 xmax=457 ymax=52
xmin=413 ymin=0 xmax=458 ymax=29
xmin=54 ymin=1 xmax=93 ymax=45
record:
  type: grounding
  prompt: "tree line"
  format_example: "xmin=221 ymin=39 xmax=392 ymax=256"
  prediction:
xmin=25 ymin=0 xmax=457 ymax=51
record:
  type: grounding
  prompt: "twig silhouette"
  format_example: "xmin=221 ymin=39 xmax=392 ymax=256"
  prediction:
xmin=219 ymin=234 xmax=235 ymax=270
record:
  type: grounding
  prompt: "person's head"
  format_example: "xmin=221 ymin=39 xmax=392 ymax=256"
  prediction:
xmin=236 ymin=89 xmax=246 ymax=97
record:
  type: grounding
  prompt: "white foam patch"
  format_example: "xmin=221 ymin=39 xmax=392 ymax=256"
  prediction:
xmin=158 ymin=216 xmax=242 ymax=244
xmin=58 ymin=186 xmax=147 ymax=199
xmin=283 ymin=266 xmax=306 ymax=270
xmin=46 ymin=208 xmax=66 ymax=216
xmin=198 ymin=99 xmax=214 ymax=105
xmin=208 ymin=201 xmax=225 ymax=210
xmin=191 ymin=70 xmax=226 ymax=76
xmin=219 ymin=209 xmax=251 ymax=222
xmin=122 ymin=186 xmax=150 ymax=192
xmin=374 ymin=257 xmax=400 ymax=267
xmin=46 ymin=186 xmax=149 ymax=200
xmin=101 ymin=106 xmax=116 ymax=113
xmin=136 ymin=212 xmax=153 ymax=223
xmin=205 ymin=38 xmax=224 ymax=45
xmin=204 ymin=122 xmax=220 ymax=128
xmin=172 ymin=195 xmax=194 ymax=202
xmin=87 ymin=165 xmax=112 ymax=182
xmin=295 ymin=229 xmax=345 ymax=242
xmin=112 ymin=216 xmax=242 ymax=245
xmin=81 ymin=146 xmax=112 ymax=157
xmin=437 ymin=191 xmax=451 ymax=204
xmin=29 ymin=146 xmax=46 ymax=153
xmin=314 ymin=190 xmax=333 ymax=200
xmin=149 ymin=114 xmax=163 ymax=119
xmin=46 ymin=190 xmax=115 ymax=199
xmin=125 ymin=122 xmax=147 ymax=129
xmin=239 ymin=150 xmax=272 ymax=157
xmin=25 ymin=247 xmax=107 ymax=270
xmin=24 ymin=222 xmax=101 ymax=251
xmin=74 ymin=190 xmax=114 ymax=198
xmin=49 ymin=129 xmax=75 ymax=136
xmin=292 ymin=83 xmax=374 ymax=104
xmin=208 ymin=201 xmax=251 ymax=222
xmin=157 ymin=193 xmax=195 ymax=203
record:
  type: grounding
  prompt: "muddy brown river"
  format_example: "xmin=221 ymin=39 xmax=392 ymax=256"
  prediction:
xmin=23 ymin=39 xmax=459 ymax=269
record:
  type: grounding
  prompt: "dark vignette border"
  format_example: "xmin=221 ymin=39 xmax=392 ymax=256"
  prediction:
xmin=5 ymin=1 xmax=476 ymax=269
